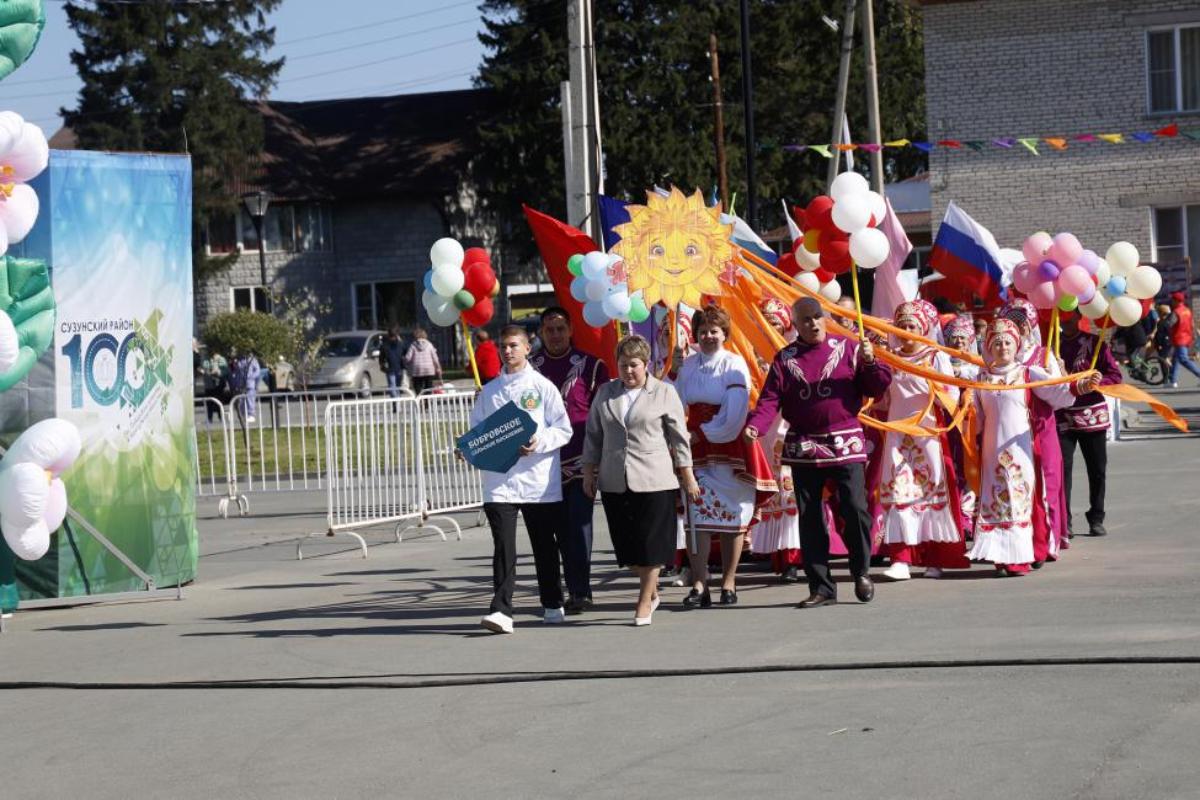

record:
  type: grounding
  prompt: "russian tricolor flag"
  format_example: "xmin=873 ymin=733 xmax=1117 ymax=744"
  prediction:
xmin=929 ymin=202 xmax=1005 ymax=298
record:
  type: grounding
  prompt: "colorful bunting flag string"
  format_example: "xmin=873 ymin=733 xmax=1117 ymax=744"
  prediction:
xmin=770 ymin=123 xmax=1196 ymax=156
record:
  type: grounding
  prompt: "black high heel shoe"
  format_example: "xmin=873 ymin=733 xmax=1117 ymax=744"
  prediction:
xmin=682 ymin=587 xmax=712 ymax=609
xmin=719 ymin=589 xmax=738 ymax=606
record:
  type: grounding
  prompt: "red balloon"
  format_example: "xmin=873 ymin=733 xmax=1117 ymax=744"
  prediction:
xmin=463 ymin=262 xmax=497 ymax=300
xmin=462 ymin=297 xmax=494 ymax=327
xmin=806 ymin=195 xmax=836 ymax=233
xmin=791 ymin=206 xmax=808 ymax=230
xmin=819 ymin=237 xmax=852 ymax=274
xmin=778 ymin=252 xmax=800 ymax=277
xmin=463 ymin=247 xmax=491 ymax=268
xmin=814 ymin=267 xmax=835 ymax=283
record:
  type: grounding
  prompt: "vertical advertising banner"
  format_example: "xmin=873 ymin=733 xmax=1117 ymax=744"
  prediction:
xmin=38 ymin=151 xmax=197 ymax=596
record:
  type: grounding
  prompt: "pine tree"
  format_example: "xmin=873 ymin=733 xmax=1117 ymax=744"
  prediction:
xmin=62 ymin=0 xmax=283 ymax=278
xmin=475 ymin=0 xmax=925 ymax=250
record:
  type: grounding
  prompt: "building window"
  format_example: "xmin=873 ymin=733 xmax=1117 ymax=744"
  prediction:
xmin=353 ymin=281 xmax=417 ymax=330
xmin=232 ymin=286 xmax=271 ymax=313
xmin=1147 ymin=25 xmax=1200 ymax=113
xmin=206 ymin=202 xmax=334 ymax=255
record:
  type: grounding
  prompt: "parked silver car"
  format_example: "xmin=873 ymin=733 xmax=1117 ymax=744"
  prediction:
xmin=309 ymin=331 xmax=389 ymax=395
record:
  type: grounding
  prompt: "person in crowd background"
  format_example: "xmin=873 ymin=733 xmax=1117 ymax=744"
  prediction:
xmin=474 ymin=329 xmax=502 ymax=383
xmin=405 ymin=327 xmax=442 ymax=394
xmin=379 ymin=326 xmax=406 ymax=398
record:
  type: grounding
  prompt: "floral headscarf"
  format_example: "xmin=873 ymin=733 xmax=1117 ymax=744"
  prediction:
xmin=984 ymin=317 xmax=1022 ymax=355
xmin=759 ymin=296 xmax=792 ymax=333
xmin=943 ymin=315 xmax=977 ymax=352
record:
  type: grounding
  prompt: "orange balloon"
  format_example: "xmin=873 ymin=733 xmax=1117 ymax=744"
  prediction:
xmin=802 ymin=228 xmax=821 ymax=254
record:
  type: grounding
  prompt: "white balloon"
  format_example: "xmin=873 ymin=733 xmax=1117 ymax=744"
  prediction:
xmin=582 ymin=300 xmax=609 ymax=328
xmin=831 ymin=194 xmax=871 ymax=234
xmin=1125 ymin=265 xmax=1162 ymax=300
xmin=830 ymin=171 xmax=870 ymax=203
xmin=1094 ymin=258 xmax=1111 ymax=288
xmin=1108 ymin=295 xmax=1143 ymax=327
xmin=819 ymin=280 xmax=843 ymax=302
xmin=429 ymin=237 xmax=464 ymax=270
xmin=864 ymin=191 xmax=887 ymax=225
xmin=1079 ymin=292 xmax=1109 ymax=320
xmin=4 ymin=122 xmax=49 ymax=182
xmin=425 ymin=297 xmax=460 ymax=327
xmin=795 ymin=272 xmax=821 ymax=292
xmin=795 ymin=243 xmax=822 ymax=271
xmin=421 ymin=288 xmax=441 ymax=312
xmin=602 ymin=292 xmax=631 ymax=319
xmin=0 ymin=311 xmax=17 ymax=374
xmin=582 ymin=251 xmax=610 ymax=281
xmin=430 ymin=265 xmax=465 ymax=298
xmin=570 ymin=275 xmax=590 ymax=303
xmin=848 ymin=227 xmax=890 ymax=270
xmin=0 ymin=183 xmax=39 ymax=244
xmin=584 ymin=277 xmax=609 ymax=302
xmin=1105 ymin=241 xmax=1139 ymax=277
xmin=0 ymin=461 xmax=51 ymax=560
xmin=0 ymin=111 xmax=24 ymax=158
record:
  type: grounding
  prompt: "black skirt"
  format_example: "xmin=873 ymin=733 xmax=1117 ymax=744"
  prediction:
xmin=601 ymin=488 xmax=679 ymax=568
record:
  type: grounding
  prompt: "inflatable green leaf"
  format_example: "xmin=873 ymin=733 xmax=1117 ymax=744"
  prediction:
xmin=0 ymin=0 xmax=44 ymax=82
xmin=0 ymin=255 xmax=54 ymax=391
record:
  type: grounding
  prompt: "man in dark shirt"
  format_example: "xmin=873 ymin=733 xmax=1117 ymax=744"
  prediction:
xmin=379 ymin=326 xmax=405 ymax=397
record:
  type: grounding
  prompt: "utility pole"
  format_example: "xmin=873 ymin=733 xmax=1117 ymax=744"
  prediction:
xmin=738 ymin=0 xmax=756 ymax=227
xmin=826 ymin=0 xmax=857 ymax=189
xmin=564 ymin=0 xmax=602 ymax=246
xmin=709 ymin=33 xmax=729 ymax=212
xmin=860 ymin=0 xmax=885 ymax=193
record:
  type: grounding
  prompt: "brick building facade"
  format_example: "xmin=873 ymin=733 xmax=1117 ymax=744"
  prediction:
xmin=922 ymin=0 xmax=1200 ymax=292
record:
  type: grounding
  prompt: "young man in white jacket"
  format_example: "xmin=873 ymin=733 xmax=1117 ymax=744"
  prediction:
xmin=468 ymin=324 xmax=573 ymax=634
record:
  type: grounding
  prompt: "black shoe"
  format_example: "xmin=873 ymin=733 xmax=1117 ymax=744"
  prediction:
xmin=564 ymin=596 xmax=592 ymax=615
xmin=869 ymin=555 xmax=888 ymax=568
xmin=1031 ymin=560 xmax=1045 ymax=570
xmin=854 ymin=575 xmax=875 ymax=603
xmin=682 ymin=587 xmax=712 ymax=609
xmin=780 ymin=565 xmax=801 ymax=584
xmin=719 ymin=589 xmax=738 ymax=606
xmin=798 ymin=593 xmax=837 ymax=609
xmin=1089 ymin=521 xmax=1107 ymax=537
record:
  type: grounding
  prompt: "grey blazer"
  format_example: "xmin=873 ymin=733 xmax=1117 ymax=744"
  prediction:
xmin=582 ymin=374 xmax=692 ymax=493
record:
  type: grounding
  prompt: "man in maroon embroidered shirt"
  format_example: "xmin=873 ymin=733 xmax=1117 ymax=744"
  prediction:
xmin=744 ymin=297 xmax=891 ymax=607
xmin=1056 ymin=313 xmax=1122 ymax=537
xmin=530 ymin=306 xmax=611 ymax=613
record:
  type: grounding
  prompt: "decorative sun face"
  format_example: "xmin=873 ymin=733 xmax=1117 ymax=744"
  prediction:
xmin=612 ymin=187 xmax=733 ymax=309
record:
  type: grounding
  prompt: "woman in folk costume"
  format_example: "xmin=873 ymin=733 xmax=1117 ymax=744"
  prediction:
xmin=1000 ymin=299 xmax=1070 ymax=560
xmin=971 ymin=318 xmax=1100 ymax=576
xmin=675 ymin=305 xmax=776 ymax=607
xmin=942 ymin=315 xmax=981 ymax=534
xmin=748 ymin=297 xmax=846 ymax=583
xmin=878 ymin=302 xmax=970 ymax=580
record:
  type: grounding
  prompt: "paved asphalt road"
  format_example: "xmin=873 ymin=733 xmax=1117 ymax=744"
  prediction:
xmin=2 ymin=390 xmax=1199 ymax=799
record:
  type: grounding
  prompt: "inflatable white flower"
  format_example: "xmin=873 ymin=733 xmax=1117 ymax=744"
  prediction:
xmin=0 ymin=418 xmax=81 ymax=560
xmin=0 ymin=111 xmax=48 ymax=253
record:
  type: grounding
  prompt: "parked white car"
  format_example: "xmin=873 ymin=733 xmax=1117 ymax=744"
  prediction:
xmin=308 ymin=331 xmax=388 ymax=395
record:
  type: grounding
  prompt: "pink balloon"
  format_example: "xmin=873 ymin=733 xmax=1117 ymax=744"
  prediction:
xmin=1076 ymin=282 xmax=1096 ymax=305
xmin=1058 ymin=264 xmax=1092 ymax=297
xmin=1047 ymin=232 xmax=1083 ymax=269
xmin=1012 ymin=261 xmax=1039 ymax=294
xmin=1027 ymin=280 xmax=1058 ymax=309
xmin=1022 ymin=232 xmax=1052 ymax=266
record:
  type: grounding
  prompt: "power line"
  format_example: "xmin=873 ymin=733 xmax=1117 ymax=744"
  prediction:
xmin=287 ymin=17 xmax=479 ymax=62
xmin=277 ymin=0 xmax=482 ymax=46
xmin=280 ymin=38 xmax=478 ymax=85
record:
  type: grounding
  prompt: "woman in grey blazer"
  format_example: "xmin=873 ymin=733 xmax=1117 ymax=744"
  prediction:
xmin=582 ymin=335 xmax=699 ymax=626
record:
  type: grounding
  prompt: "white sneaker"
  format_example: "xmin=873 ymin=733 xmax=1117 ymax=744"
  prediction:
xmin=480 ymin=611 xmax=514 ymax=634
xmin=1170 ymin=382 xmax=1178 ymax=388
xmin=246 ymin=415 xmax=256 ymax=423
xmin=925 ymin=567 xmax=943 ymax=579
xmin=671 ymin=566 xmax=691 ymax=588
xmin=883 ymin=562 xmax=911 ymax=581
xmin=542 ymin=607 xmax=565 ymax=624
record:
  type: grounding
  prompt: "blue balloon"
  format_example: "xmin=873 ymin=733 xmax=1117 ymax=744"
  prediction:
xmin=423 ymin=271 xmax=434 ymax=292
xmin=582 ymin=300 xmax=609 ymax=328
xmin=1105 ymin=276 xmax=1127 ymax=296
xmin=570 ymin=275 xmax=590 ymax=303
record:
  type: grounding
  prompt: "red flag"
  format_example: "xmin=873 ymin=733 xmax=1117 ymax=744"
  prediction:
xmin=522 ymin=205 xmax=619 ymax=374
xmin=1154 ymin=123 xmax=1179 ymax=138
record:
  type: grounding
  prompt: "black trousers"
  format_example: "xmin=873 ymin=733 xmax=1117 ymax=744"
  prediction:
xmin=1058 ymin=429 xmax=1107 ymax=527
xmin=483 ymin=502 xmax=564 ymax=616
xmin=792 ymin=462 xmax=872 ymax=599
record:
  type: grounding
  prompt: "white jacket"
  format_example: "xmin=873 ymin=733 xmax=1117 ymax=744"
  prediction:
xmin=469 ymin=363 xmax=572 ymax=503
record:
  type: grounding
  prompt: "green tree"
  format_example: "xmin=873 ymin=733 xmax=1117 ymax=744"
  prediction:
xmin=202 ymin=310 xmax=292 ymax=365
xmin=61 ymin=0 xmax=283 ymax=280
xmin=475 ymin=0 xmax=925 ymax=245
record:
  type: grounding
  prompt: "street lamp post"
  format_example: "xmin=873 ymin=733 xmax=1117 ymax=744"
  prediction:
xmin=241 ymin=190 xmax=271 ymax=311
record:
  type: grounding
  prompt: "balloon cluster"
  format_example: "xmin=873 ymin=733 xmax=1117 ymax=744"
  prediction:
xmin=0 ymin=419 xmax=81 ymax=561
xmin=0 ymin=112 xmax=48 ymax=253
xmin=421 ymin=237 xmax=499 ymax=328
xmin=567 ymin=250 xmax=651 ymax=328
xmin=1013 ymin=234 xmax=1161 ymax=326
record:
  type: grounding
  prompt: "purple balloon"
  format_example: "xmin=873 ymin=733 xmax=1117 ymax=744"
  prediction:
xmin=1078 ymin=249 xmax=1100 ymax=275
xmin=1076 ymin=282 xmax=1096 ymax=305
xmin=1038 ymin=259 xmax=1061 ymax=281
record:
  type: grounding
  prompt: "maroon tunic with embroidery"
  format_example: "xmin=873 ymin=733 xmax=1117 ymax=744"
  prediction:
xmin=1056 ymin=332 xmax=1122 ymax=433
xmin=530 ymin=347 xmax=610 ymax=484
xmin=746 ymin=334 xmax=892 ymax=467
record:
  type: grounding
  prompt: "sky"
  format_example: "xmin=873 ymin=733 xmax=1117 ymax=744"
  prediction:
xmin=0 ymin=0 xmax=493 ymax=136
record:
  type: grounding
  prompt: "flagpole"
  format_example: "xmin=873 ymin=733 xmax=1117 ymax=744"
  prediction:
xmin=850 ymin=263 xmax=866 ymax=340
xmin=1045 ymin=308 xmax=1058 ymax=368
xmin=462 ymin=319 xmax=482 ymax=388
